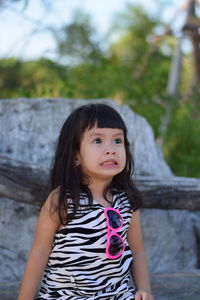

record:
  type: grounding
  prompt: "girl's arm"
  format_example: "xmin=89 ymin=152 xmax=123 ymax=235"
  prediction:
xmin=18 ymin=190 xmax=61 ymax=300
xmin=127 ymin=209 xmax=154 ymax=300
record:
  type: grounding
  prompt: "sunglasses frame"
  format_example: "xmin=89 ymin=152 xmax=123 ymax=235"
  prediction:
xmin=104 ymin=207 xmax=125 ymax=259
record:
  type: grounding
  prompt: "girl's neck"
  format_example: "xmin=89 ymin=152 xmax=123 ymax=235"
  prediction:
xmin=88 ymin=178 xmax=112 ymax=201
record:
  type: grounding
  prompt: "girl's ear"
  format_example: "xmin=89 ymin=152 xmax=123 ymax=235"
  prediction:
xmin=75 ymin=157 xmax=80 ymax=166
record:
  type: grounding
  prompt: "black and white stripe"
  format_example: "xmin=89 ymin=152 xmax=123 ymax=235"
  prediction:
xmin=36 ymin=192 xmax=136 ymax=299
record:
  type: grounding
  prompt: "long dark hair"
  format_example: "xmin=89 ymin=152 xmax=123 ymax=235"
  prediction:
xmin=49 ymin=103 xmax=142 ymax=223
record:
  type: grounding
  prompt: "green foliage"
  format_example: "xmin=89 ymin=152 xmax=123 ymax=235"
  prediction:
xmin=128 ymin=100 xmax=166 ymax=138
xmin=110 ymin=4 xmax=159 ymax=63
xmin=0 ymin=57 xmax=67 ymax=98
xmin=0 ymin=4 xmax=200 ymax=178
xmin=164 ymin=96 xmax=200 ymax=177
xmin=55 ymin=9 xmax=102 ymax=65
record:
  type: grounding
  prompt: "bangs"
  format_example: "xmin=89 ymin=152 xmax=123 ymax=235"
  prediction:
xmin=80 ymin=104 xmax=127 ymax=132
xmin=73 ymin=104 xmax=129 ymax=150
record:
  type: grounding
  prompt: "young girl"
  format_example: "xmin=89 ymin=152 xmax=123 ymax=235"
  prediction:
xmin=18 ymin=103 xmax=153 ymax=300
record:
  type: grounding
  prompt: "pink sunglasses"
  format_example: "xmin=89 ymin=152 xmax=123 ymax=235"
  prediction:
xmin=104 ymin=207 xmax=125 ymax=259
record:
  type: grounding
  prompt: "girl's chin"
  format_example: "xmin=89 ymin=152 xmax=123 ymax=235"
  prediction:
xmin=96 ymin=169 xmax=123 ymax=178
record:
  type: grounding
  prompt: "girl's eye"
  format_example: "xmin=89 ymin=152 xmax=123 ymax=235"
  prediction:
xmin=93 ymin=138 xmax=102 ymax=144
xmin=114 ymin=138 xmax=123 ymax=144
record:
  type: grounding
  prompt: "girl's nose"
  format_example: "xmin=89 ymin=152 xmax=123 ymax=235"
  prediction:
xmin=105 ymin=149 xmax=116 ymax=155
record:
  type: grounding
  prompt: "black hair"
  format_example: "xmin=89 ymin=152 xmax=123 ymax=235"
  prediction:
xmin=49 ymin=103 xmax=142 ymax=223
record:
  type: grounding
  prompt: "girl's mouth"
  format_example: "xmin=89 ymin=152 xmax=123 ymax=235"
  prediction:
xmin=100 ymin=160 xmax=118 ymax=167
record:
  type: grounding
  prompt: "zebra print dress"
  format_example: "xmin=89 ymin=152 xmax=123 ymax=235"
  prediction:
xmin=36 ymin=192 xmax=136 ymax=300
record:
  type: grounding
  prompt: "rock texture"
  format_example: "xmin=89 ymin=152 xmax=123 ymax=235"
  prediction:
xmin=0 ymin=98 xmax=172 ymax=177
xmin=138 ymin=175 xmax=200 ymax=210
xmin=151 ymin=272 xmax=200 ymax=299
xmin=141 ymin=209 xmax=200 ymax=272
xmin=0 ymin=198 xmax=38 ymax=282
xmin=0 ymin=98 xmax=200 ymax=296
xmin=0 ymin=156 xmax=48 ymax=206
xmin=1 ymin=155 xmax=200 ymax=210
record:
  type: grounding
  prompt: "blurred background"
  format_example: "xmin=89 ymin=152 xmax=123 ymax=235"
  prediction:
xmin=0 ymin=0 xmax=200 ymax=179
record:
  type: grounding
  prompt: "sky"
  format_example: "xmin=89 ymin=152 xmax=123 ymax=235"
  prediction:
xmin=0 ymin=0 xmax=187 ymax=60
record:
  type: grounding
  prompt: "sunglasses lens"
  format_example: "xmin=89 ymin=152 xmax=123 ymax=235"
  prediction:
xmin=107 ymin=210 xmax=122 ymax=229
xmin=109 ymin=235 xmax=124 ymax=256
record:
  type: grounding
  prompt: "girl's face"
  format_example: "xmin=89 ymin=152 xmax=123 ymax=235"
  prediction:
xmin=76 ymin=126 xmax=126 ymax=183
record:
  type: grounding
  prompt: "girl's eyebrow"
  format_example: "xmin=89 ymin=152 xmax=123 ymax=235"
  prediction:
xmin=88 ymin=131 xmax=124 ymax=137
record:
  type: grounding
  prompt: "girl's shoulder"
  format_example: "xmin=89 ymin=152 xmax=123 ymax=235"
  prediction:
xmin=50 ymin=186 xmax=61 ymax=200
xmin=47 ymin=186 xmax=69 ymax=226
xmin=43 ymin=186 xmax=61 ymax=218
xmin=36 ymin=187 xmax=62 ymax=233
